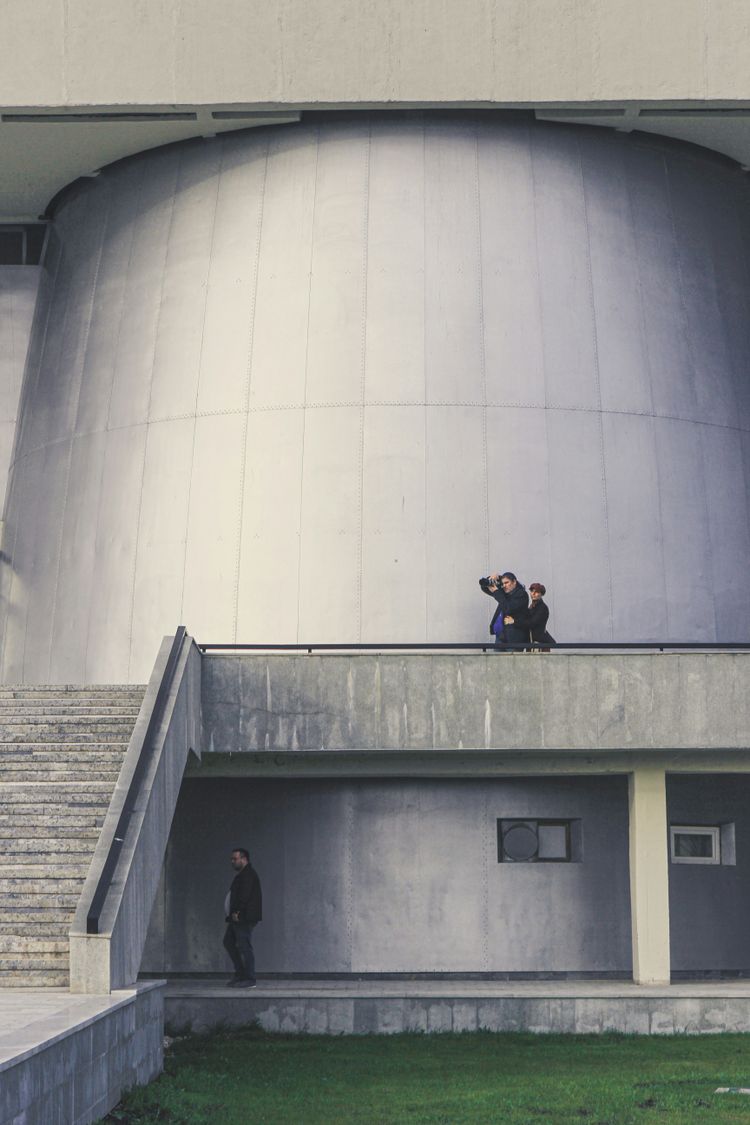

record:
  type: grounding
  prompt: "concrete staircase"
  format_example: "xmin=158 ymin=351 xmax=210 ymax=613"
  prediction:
xmin=0 ymin=686 xmax=145 ymax=987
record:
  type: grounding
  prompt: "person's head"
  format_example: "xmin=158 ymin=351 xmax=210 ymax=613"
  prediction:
xmin=230 ymin=848 xmax=249 ymax=871
xmin=529 ymin=581 xmax=546 ymax=602
xmin=500 ymin=572 xmax=517 ymax=592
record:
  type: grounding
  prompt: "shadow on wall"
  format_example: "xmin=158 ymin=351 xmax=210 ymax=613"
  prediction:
xmin=141 ymin=775 xmax=633 ymax=977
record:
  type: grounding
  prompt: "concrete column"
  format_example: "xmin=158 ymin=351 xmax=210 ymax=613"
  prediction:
xmin=628 ymin=767 xmax=671 ymax=985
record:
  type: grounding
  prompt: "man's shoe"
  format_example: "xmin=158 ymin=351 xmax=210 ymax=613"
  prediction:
xmin=236 ymin=979 xmax=257 ymax=988
xmin=226 ymin=977 xmax=243 ymax=987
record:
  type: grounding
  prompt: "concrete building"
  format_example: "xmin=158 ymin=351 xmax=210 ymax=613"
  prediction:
xmin=2 ymin=2 xmax=750 ymax=1118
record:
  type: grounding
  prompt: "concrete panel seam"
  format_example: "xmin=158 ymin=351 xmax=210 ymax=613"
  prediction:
xmin=232 ymin=133 xmax=270 ymax=643
xmin=577 ymin=133 xmax=614 ymax=642
xmin=529 ymin=122 xmax=558 ymax=618
xmin=355 ymin=124 xmax=371 ymax=642
xmin=346 ymin=783 xmax=354 ymax=972
xmin=103 ymin=163 xmax=147 ymax=441
xmin=295 ymin=127 xmax=320 ymax=642
xmin=473 ymin=124 xmax=490 ymax=577
xmin=7 ymin=401 xmax=750 ymax=472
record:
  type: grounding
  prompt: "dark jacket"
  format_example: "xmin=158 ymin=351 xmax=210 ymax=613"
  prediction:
xmin=529 ymin=598 xmax=555 ymax=644
xmin=487 ymin=582 xmax=530 ymax=642
xmin=228 ymin=862 xmax=262 ymax=925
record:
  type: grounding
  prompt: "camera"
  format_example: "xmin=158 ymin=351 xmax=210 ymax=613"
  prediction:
xmin=479 ymin=576 xmax=496 ymax=592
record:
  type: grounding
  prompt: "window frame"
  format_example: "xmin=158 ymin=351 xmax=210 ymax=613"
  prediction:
xmin=669 ymin=824 xmax=721 ymax=865
xmin=497 ymin=818 xmax=573 ymax=864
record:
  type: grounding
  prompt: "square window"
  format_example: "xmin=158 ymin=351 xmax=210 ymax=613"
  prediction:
xmin=498 ymin=819 xmax=574 ymax=863
xmin=670 ymin=825 xmax=720 ymax=865
xmin=537 ymin=823 xmax=569 ymax=860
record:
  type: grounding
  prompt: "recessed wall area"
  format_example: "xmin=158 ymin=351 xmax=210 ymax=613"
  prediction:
xmin=668 ymin=774 xmax=750 ymax=974
xmin=141 ymin=775 xmax=631 ymax=977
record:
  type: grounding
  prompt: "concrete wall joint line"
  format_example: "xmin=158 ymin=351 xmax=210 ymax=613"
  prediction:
xmin=474 ymin=124 xmax=490 ymax=580
xmin=295 ymin=129 xmax=320 ymax=643
xmin=577 ymin=134 xmax=614 ymax=642
xmin=355 ymin=124 xmax=371 ymax=643
xmin=232 ymin=135 xmax=270 ymax=643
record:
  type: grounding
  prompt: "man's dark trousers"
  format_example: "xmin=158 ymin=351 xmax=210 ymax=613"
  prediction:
xmin=223 ymin=921 xmax=256 ymax=982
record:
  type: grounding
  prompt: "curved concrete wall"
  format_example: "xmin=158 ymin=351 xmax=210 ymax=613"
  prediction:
xmin=2 ymin=118 xmax=750 ymax=682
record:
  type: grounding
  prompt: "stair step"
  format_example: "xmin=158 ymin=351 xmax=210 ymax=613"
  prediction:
xmin=0 ymin=685 xmax=145 ymax=693
xmin=0 ymin=861 xmax=91 ymax=875
xmin=0 ymin=739 xmax=128 ymax=748
xmin=0 ymin=937 xmax=69 ymax=953
xmin=0 ymin=909 xmax=74 ymax=923
xmin=0 ymin=826 xmax=101 ymax=839
xmin=0 ymin=891 xmax=81 ymax=907
xmin=0 ymin=970 xmax=69 ymax=986
xmin=0 ymin=814 xmax=106 ymax=828
xmin=0 ymin=725 xmax=136 ymax=741
xmin=0 ymin=955 xmax=68 ymax=970
xmin=0 ymin=749 xmax=125 ymax=761
xmin=0 ymin=913 xmax=68 ymax=931
xmin=0 ymin=772 xmax=121 ymax=784
xmin=0 ymin=783 xmax=118 ymax=801
xmin=0 ymin=706 xmax=139 ymax=718
xmin=0 ymin=838 xmax=100 ymax=854
xmin=0 ymin=880 xmax=86 ymax=895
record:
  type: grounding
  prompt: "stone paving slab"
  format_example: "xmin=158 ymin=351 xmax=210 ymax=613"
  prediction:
xmin=0 ymin=987 xmax=146 ymax=1067
xmin=166 ymin=977 xmax=750 ymax=1000
xmin=0 ymin=983 xmax=164 ymax=1125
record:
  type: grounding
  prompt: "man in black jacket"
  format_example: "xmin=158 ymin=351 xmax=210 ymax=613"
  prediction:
xmin=223 ymin=847 xmax=262 ymax=988
xmin=481 ymin=571 xmax=531 ymax=650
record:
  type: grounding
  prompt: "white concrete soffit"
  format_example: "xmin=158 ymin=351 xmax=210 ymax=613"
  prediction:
xmin=1 ymin=105 xmax=750 ymax=221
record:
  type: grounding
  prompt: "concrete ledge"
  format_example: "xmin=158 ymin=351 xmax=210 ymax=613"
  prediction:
xmin=0 ymin=981 xmax=164 ymax=1125
xmin=165 ymin=979 xmax=750 ymax=1036
xmin=201 ymin=653 xmax=750 ymax=757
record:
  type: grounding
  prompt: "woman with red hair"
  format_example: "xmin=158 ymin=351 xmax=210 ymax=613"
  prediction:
xmin=528 ymin=582 xmax=555 ymax=650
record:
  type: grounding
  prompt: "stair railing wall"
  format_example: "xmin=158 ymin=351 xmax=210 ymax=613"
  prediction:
xmin=69 ymin=629 xmax=202 ymax=994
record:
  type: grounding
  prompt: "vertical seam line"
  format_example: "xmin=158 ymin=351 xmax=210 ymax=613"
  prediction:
xmin=474 ymin=125 xmax=490 ymax=576
xmin=295 ymin=129 xmax=321 ymax=641
xmin=355 ymin=125 xmax=372 ymax=641
xmin=231 ymin=137 xmax=270 ymax=642
xmin=578 ymin=134 xmax=614 ymax=640
xmin=177 ymin=142 xmax=225 ymax=630
xmin=529 ymin=125 xmax=556 ymax=606
xmin=422 ymin=120 xmax=429 ymax=640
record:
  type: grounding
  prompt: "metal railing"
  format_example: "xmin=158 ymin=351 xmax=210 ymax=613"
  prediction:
xmin=197 ymin=641 xmax=750 ymax=653
xmin=86 ymin=626 xmax=188 ymax=936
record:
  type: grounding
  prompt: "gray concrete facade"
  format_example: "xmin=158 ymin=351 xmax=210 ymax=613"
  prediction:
xmin=201 ymin=652 xmax=750 ymax=756
xmin=164 ymin=979 xmax=750 ymax=1037
xmin=3 ymin=119 xmax=750 ymax=683
xmin=0 ymin=266 xmax=41 ymax=526
xmin=138 ymin=653 xmax=750 ymax=981
xmin=142 ymin=775 xmax=631 ymax=976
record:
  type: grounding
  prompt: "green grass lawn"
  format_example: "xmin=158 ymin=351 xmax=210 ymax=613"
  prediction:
xmin=104 ymin=1028 xmax=750 ymax=1125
